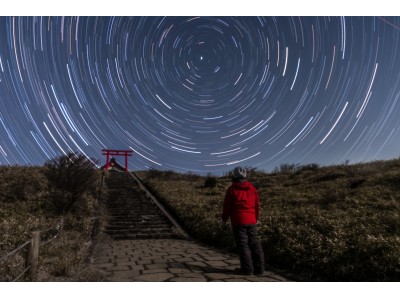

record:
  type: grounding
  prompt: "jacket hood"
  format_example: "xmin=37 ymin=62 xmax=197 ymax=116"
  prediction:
xmin=231 ymin=180 xmax=252 ymax=190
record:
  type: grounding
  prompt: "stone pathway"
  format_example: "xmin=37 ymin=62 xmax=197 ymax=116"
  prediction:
xmin=90 ymin=236 xmax=289 ymax=282
xmin=90 ymin=171 xmax=291 ymax=282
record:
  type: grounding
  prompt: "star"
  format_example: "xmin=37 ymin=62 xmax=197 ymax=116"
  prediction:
xmin=1 ymin=16 xmax=400 ymax=175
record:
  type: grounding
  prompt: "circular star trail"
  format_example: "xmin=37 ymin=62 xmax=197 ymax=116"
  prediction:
xmin=1 ymin=16 xmax=400 ymax=174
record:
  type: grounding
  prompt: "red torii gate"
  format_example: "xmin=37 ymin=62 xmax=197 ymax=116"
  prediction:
xmin=102 ymin=149 xmax=133 ymax=172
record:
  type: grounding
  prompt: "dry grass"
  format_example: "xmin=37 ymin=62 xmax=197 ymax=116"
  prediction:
xmin=0 ymin=165 xmax=104 ymax=282
xmin=139 ymin=159 xmax=400 ymax=281
xmin=2 ymin=158 xmax=400 ymax=281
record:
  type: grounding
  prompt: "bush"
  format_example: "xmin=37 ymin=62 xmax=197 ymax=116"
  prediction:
xmin=142 ymin=159 xmax=400 ymax=281
xmin=0 ymin=166 xmax=47 ymax=203
xmin=300 ymin=163 xmax=320 ymax=171
xmin=1 ymin=163 xmax=102 ymax=281
xmin=204 ymin=175 xmax=217 ymax=188
xmin=43 ymin=152 xmax=99 ymax=215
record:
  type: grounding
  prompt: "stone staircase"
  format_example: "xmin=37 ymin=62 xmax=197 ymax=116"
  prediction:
xmin=102 ymin=171 xmax=178 ymax=240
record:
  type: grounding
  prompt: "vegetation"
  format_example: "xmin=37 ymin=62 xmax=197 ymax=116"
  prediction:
xmin=2 ymin=155 xmax=400 ymax=281
xmin=204 ymin=174 xmax=218 ymax=188
xmin=0 ymin=152 xmax=104 ymax=281
xmin=43 ymin=152 xmax=99 ymax=215
xmin=139 ymin=159 xmax=400 ymax=281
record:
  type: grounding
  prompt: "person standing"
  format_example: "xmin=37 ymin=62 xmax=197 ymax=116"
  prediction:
xmin=221 ymin=166 xmax=265 ymax=276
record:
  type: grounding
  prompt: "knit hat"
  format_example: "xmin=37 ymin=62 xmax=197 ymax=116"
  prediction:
xmin=233 ymin=166 xmax=247 ymax=179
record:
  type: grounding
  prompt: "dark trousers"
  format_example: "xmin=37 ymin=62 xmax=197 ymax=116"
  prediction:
xmin=232 ymin=224 xmax=265 ymax=274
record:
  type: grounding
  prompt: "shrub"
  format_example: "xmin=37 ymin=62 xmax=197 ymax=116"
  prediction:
xmin=142 ymin=159 xmax=400 ymax=281
xmin=348 ymin=178 xmax=366 ymax=189
xmin=273 ymin=163 xmax=299 ymax=174
xmin=300 ymin=163 xmax=320 ymax=171
xmin=147 ymin=167 xmax=164 ymax=179
xmin=43 ymin=152 xmax=99 ymax=215
xmin=0 ymin=166 xmax=47 ymax=203
xmin=1 ymin=163 xmax=102 ymax=281
xmin=204 ymin=175 xmax=217 ymax=188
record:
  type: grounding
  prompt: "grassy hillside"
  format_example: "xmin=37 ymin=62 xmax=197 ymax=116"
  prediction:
xmin=0 ymin=165 xmax=104 ymax=281
xmin=2 ymin=158 xmax=399 ymax=281
xmin=138 ymin=159 xmax=400 ymax=281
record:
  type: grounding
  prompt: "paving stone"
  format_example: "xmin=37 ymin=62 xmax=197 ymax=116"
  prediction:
xmin=93 ymin=263 xmax=115 ymax=268
xmin=112 ymin=270 xmax=141 ymax=280
xmin=132 ymin=273 xmax=175 ymax=282
xmin=204 ymin=260 xmax=229 ymax=267
xmin=185 ymin=254 xmax=206 ymax=261
xmin=180 ymin=272 xmax=207 ymax=279
xmin=92 ymin=258 xmax=112 ymax=264
xmin=173 ymin=257 xmax=194 ymax=263
xmin=146 ymin=255 xmax=163 ymax=260
xmin=141 ymin=269 xmax=168 ymax=275
xmin=168 ymin=267 xmax=191 ymax=274
xmin=116 ymin=263 xmax=145 ymax=271
xmin=165 ymin=250 xmax=187 ymax=255
xmin=162 ymin=254 xmax=183 ymax=260
xmin=247 ymin=276 xmax=279 ymax=282
xmin=135 ymin=259 xmax=152 ymax=265
xmin=209 ymin=280 xmax=224 ymax=282
xmin=224 ymin=259 xmax=240 ymax=265
xmin=265 ymin=274 xmax=289 ymax=281
xmin=139 ymin=256 xmax=158 ymax=260
xmin=224 ymin=278 xmax=250 ymax=282
xmin=204 ymin=256 xmax=230 ymax=261
xmin=169 ymin=276 xmax=207 ymax=282
xmin=167 ymin=262 xmax=186 ymax=268
xmin=203 ymin=273 xmax=232 ymax=280
xmin=113 ymin=257 xmax=132 ymax=263
xmin=152 ymin=258 xmax=172 ymax=264
xmin=145 ymin=263 xmax=169 ymax=269
xmin=186 ymin=261 xmax=207 ymax=267
xmin=108 ymin=265 xmax=131 ymax=271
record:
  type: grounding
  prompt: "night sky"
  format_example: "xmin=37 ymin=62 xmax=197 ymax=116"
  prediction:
xmin=1 ymin=15 xmax=400 ymax=175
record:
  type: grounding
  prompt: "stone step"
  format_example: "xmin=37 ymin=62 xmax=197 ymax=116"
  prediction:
xmin=107 ymin=212 xmax=165 ymax=216
xmin=102 ymin=172 xmax=177 ymax=240
xmin=106 ymin=219 xmax=171 ymax=225
xmin=105 ymin=224 xmax=172 ymax=230
xmin=110 ymin=232 xmax=176 ymax=240
xmin=109 ymin=214 xmax=166 ymax=219
xmin=105 ymin=227 xmax=173 ymax=233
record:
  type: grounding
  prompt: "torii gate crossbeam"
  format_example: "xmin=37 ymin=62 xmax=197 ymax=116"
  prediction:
xmin=102 ymin=149 xmax=133 ymax=172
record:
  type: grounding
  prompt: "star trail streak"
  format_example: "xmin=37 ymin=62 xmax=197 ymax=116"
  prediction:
xmin=1 ymin=16 xmax=400 ymax=174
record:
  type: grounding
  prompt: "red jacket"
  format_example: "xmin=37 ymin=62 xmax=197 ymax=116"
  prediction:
xmin=222 ymin=180 xmax=260 ymax=225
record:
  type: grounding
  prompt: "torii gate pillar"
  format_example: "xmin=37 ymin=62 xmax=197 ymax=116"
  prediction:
xmin=101 ymin=149 xmax=133 ymax=172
